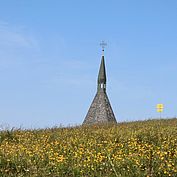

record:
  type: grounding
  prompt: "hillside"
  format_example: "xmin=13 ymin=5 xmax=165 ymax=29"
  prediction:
xmin=0 ymin=118 xmax=177 ymax=177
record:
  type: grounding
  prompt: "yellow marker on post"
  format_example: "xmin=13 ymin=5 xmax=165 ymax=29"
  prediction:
xmin=156 ymin=104 xmax=164 ymax=118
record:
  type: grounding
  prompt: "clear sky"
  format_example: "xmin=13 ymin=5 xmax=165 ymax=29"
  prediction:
xmin=0 ymin=0 xmax=177 ymax=128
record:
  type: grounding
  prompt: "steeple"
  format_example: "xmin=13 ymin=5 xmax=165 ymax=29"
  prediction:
xmin=82 ymin=42 xmax=117 ymax=125
xmin=97 ymin=54 xmax=106 ymax=92
xmin=97 ymin=41 xmax=107 ymax=92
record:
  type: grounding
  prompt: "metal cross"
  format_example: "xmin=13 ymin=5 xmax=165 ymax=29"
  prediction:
xmin=100 ymin=41 xmax=107 ymax=51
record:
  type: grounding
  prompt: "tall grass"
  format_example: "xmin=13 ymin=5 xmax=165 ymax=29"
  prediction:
xmin=0 ymin=118 xmax=177 ymax=176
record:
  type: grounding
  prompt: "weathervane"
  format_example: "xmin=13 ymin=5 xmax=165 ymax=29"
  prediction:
xmin=100 ymin=41 xmax=107 ymax=55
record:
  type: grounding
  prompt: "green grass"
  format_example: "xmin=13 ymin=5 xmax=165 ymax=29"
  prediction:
xmin=0 ymin=118 xmax=177 ymax=177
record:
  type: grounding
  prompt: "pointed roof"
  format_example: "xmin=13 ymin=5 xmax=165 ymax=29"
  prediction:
xmin=98 ymin=55 xmax=106 ymax=84
xmin=83 ymin=91 xmax=117 ymax=124
xmin=83 ymin=48 xmax=117 ymax=125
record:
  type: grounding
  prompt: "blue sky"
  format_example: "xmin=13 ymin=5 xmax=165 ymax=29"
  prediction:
xmin=0 ymin=0 xmax=177 ymax=128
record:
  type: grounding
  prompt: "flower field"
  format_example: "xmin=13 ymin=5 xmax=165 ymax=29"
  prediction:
xmin=0 ymin=118 xmax=177 ymax=177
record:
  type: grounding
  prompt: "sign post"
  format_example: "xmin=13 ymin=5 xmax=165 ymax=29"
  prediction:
xmin=156 ymin=104 xmax=164 ymax=118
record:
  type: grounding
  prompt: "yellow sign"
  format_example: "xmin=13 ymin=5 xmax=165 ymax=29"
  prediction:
xmin=156 ymin=104 xmax=164 ymax=113
xmin=156 ymin=104 xmax=164 ymax=109
xmin=157 ymin=109 xmax=163 ymax=112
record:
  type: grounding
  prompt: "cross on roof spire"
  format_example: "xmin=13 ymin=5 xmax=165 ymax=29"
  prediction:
xmin=83 ymin=44 xmax=117 ymax=125
xmin=100 ymin=41 xmax=107 ymax=55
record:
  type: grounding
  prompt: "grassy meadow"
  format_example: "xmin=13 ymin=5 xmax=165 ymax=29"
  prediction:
xmin=0 ymin=118 xmax=177 ymax=177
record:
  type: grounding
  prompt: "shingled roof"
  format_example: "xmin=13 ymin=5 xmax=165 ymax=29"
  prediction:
xmin=98 ymin=55 xmax=106 ymax=85
xmin=83 ymin=50 xmax=117 ymax=125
